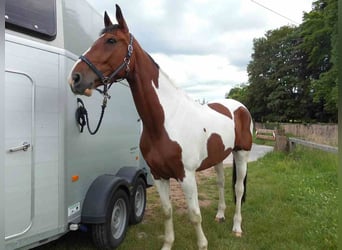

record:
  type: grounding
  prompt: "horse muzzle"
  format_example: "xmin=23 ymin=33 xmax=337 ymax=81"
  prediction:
xmin=69 ymin=73 xmax=93 ymax=96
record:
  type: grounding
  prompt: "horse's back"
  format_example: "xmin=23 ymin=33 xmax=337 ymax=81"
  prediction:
xmin=208 ymin=99 xmax=248 ymax=114
xmin=209 ymin=99 xmax=252 ymax=128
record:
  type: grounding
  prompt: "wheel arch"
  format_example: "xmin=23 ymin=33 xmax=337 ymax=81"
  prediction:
xmin=81 ymin=174 xmax=130 ymax=224
xmin=115 ymin=166 xmax=149 ymax=191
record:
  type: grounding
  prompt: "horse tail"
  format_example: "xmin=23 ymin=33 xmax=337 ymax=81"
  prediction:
xmin=242 ymin=167 xmax=247 ymax=203
xmin=232 ymin=158 xmax=237 ymax=203
xmin=232 ymin=157 xmax=247 ymax=204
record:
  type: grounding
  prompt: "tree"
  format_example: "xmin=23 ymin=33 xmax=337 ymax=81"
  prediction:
xmin=245 ymin=36 xmax=272 ymax=122
xmin=243 ymin=0 xmax=337 ymax=122
xmin=246 ymin=26 xmax=311 ymax=122
xmin=226 ymin=83 xmax=248 ymax=104
xmin=300 ymin=0 xmax=338 ymax=121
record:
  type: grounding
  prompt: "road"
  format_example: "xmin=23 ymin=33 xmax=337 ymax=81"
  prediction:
xmin=223 ymin=143 xmax=273 ymax=165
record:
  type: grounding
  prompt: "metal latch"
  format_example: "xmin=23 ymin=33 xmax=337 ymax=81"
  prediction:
xmin=8 ymin=142 xmax=31 ymax=153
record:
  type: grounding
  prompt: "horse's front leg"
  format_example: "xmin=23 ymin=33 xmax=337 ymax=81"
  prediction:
xmin=181 ymin=171 xmax=208 ymax=250
xmin=154 ymin=178 xmax=174 ymax=250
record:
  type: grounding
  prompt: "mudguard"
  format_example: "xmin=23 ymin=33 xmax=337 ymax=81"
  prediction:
xmin=116 ymin=166 xmax=149 ymax=192
xmin=81 ymin=174 xmax=130 ymax=224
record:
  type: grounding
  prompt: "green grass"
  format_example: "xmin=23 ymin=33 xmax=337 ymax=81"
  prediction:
xmin=38 ymin=146 xmax=338 ymax=249
xmin=240 ymin=147 xmax=337 ymax=249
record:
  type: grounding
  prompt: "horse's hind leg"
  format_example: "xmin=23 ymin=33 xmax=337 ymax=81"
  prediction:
xmin=154 ymin=179 xmax=174 ymax=250
xmin=214 ymin=162 xmax=226 ymax=222
xmin=181 ymin=171 xmax=208 ymax=250
xmin=232 ymin=150 xmax=249 ymax=237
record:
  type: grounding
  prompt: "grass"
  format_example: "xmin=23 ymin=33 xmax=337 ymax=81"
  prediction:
xmin=38 ymin=146 xmax=338 ymax=249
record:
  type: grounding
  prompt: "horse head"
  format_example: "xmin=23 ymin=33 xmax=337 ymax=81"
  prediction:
xmin=68 ymin=4 xmax=134 ymax=96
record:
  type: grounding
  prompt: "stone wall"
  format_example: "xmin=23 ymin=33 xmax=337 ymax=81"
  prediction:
xmin=255 ymin=123 xmax=338 ymax=146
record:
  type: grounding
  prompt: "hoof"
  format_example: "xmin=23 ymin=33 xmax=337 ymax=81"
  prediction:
xmin=161 ymin=243 xmax=173 ymax=250
xmin=158 ymin=235 xmax=174 ymax=250
xmin=233 ymin=231 xmax=242 ymax=237
xmin=215 ymin=217 xmax=225 ymax=223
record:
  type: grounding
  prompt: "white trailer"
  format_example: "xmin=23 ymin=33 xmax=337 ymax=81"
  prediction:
xmin=3 ymin=0 xmax=153 ymax=249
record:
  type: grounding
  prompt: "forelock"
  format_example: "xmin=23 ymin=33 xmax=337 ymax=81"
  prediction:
xmin=100 ymin=24 xmax=119 ymax=35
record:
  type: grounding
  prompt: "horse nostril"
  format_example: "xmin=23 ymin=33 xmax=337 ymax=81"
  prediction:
xmin=72 ymin=73 xmax=81 ymax=84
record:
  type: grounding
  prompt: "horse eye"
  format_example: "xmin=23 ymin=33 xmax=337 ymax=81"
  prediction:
xmin=106 ymin=38 xmax=116 ymax=44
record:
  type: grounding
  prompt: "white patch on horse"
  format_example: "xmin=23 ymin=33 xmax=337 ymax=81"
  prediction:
xmin=68 ymin=35 xmax=106 ymax=85
xmin=67 ymin=41 xmax=97 ymax=84
xmin=153 ymin=71 xmax=236 ymax=172
xmin=68 ymin=58 xmax=82 ymax=84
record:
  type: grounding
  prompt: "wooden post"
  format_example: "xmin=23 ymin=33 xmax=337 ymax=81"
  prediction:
xmin=274 ymin=128 xmax=288 ymax=152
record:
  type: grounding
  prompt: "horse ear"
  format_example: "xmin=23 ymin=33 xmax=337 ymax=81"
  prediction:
xmin=115 ymin=4 xmax=129 ymax=33
xmin=104 ymin=11 xmax=113 ymax=27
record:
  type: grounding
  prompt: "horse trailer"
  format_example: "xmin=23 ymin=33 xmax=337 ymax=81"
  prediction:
xmin=3 ymin=0 xmax=153 ymax=249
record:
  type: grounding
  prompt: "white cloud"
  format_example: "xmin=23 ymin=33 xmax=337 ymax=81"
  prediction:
xmin=152 ymin=54 xmax=246 ymax=84
xmin=86 ymin=0 xmax=313 ymax=101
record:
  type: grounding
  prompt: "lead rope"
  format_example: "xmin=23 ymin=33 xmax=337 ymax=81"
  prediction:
xmin=75 ymin=34 xmax=134 ymax=135
xmin=76 ymin=97 xmax=107 ymax=135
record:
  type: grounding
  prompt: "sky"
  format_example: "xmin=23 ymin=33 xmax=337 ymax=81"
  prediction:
xmin=87 ymin=0 xmax=313 ymax=101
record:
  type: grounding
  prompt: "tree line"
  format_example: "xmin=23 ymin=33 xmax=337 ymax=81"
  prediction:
xmin=227 ymin=0 xmax=337 ymax=123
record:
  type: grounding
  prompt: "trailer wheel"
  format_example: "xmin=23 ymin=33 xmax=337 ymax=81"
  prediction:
xmin=130 ymin=177 xmax=146 ymax=224
xmin=92 ymin=189 xmax=129 ymax=249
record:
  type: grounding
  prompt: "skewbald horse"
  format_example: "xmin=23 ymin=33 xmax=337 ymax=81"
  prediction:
xmin=69 ymin=5 xmax=253 ymax=250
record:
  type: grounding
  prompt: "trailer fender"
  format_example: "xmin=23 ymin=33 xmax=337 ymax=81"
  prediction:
xmin=115 ymin=166 xmax=148 ymax=191
xmin=81 ymin=174 xmax=130 ymax=224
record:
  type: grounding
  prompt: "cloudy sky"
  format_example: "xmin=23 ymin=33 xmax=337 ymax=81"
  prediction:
xmin=87 ymin=0 xmax=313 ymax=101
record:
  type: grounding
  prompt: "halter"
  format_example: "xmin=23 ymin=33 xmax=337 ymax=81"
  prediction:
xmin=76 ymin=33 xmax=134 ymax=135
xmin=79 ymin=33 xmax=134 ymax=99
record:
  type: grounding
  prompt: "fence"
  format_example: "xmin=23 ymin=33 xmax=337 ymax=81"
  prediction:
xmin=254 ymin=125 xmax=338 ymax=154
xmin=255 ymin=123 xmax=337 ymax=146
xmin=288 ymin=137 xmax=338 ymax=154
xmin=255 ymin=129 xmax=276 ymax=141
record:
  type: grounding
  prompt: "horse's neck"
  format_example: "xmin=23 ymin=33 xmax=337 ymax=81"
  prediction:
xmin=154 ymin=71 xmax=190 ymax=119
xmin=127 ymin=49 xmax=186 ymax=137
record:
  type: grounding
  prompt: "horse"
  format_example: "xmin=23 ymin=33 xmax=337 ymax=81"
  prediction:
xmin=68 ymin=5 xmax=253 ymax=250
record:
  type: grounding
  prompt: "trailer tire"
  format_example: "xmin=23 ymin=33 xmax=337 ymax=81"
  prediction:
xmin=92 ymin=189 xmax=129 ymax=249
xmin=130 ymin=177 xmax=146 ymax=225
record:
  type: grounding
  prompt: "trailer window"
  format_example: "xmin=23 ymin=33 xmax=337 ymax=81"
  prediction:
xmin=5 ymin=0 xmax=56 ymax=40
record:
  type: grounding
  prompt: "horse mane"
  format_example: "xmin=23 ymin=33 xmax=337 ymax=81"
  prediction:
xmin=146 ymin=52 xmax=159 ymax=69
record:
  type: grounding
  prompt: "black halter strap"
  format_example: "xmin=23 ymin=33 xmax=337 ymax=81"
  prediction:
xmin=79 ymin=33 xmax=134 ymax=90
xmin=76 ymin=34 xmax=134 ymax=135
xmin=79 ymin=55 xmax=105 ymax=83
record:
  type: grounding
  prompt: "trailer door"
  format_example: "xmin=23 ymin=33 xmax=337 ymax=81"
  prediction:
xmin=4 ymin=70 xmax=34 ymax=239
